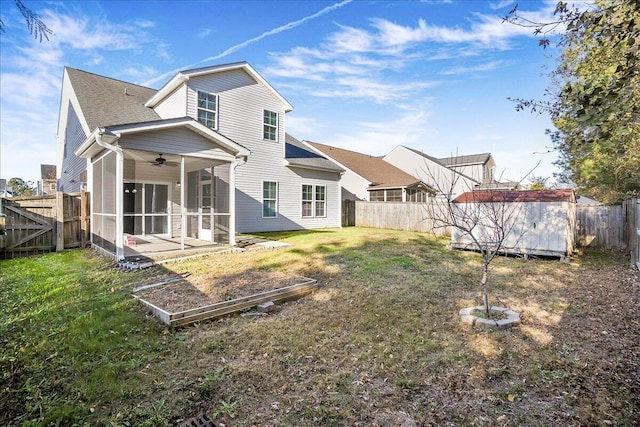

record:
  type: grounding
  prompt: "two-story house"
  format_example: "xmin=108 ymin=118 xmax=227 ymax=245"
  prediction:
xmin=57 ymin=62 xmax=343 ymax=259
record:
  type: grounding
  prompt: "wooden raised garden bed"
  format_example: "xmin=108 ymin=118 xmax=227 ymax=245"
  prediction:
xmin=134 ymin=275 xmax=319 ymax=326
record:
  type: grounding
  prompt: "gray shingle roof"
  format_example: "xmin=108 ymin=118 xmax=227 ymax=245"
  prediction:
xmin=285 ymin=134 xmax=345 ymax=173
xmin=438 ymin=153 xmax=492 ymax=166
xmin=66 ymin=67 xmax=160 ymax=130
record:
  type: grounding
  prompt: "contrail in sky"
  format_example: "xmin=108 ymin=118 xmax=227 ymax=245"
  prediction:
xmin=144 ymin=0 xmax=352 ymax=87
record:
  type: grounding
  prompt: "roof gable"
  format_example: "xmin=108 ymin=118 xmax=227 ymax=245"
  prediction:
xmin=307 ymin=141 xmax=420 ymax=187
xmin=65 ymin=67 xmax=160 ymax=131
xmin=145 ymin=62 xmax=293 ymax=112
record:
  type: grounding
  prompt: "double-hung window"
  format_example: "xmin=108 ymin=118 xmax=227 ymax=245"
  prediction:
xmin=263 ymin=181 xmax=278 ymax=218
xmin=198 ymin=91 xmax=218 ymax=129
xmin=301 ymin=184 xmax=326 ymax=217
xmin=263 ymin=110 xmax=278 ymax=141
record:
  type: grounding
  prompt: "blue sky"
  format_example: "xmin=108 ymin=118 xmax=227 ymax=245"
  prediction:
xmin=0 ymin=0 xmax=564 ymax=185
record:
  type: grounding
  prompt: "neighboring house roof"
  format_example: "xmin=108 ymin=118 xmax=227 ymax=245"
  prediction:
xmin=453 ymin=189 xmax=575 ymax=203
xmin=40 ymin=164 xmax=56 ymax=180
xmin=439 ymin=153 xmax=492 ymax=166
xmin=66 ymin=67 xmax=160 ymax=131
xmin=284 ymin=134 xmax=345 ymax=173
xmin=306 ymin=141 xmax=423 ymax=188
xmin=145 ymin=61 xmax=293 ymax=112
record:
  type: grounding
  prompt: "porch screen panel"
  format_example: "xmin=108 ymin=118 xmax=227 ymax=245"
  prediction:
xmin=186 ymin=171 xmax=199 ymax=238
xmin=103 ymin=152 xmax=117 ymax=215
xmin=93 ymin=159 xmax=103 ymax=213
xmin=144 ymin=184 xmax=168 ymax=234
xmin=213 ymin=163 xmax=230 ymax=214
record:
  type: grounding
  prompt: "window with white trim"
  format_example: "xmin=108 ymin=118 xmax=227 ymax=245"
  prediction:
xmin=263 ymin=110 xmax=278 ymax=141
xmin=263 ymin=181 xmax=278 ymax=218
xmin=315 ymin=185 xmax=326 ymax=217
xmin=302 ymin=184 xmax=326 ymax=217
xmin=197 ymin=91 xmax=218 ymax=129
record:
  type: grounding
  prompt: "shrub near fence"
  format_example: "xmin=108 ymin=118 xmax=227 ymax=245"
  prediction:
xmin=0 ymin=192 xmax=90 ymax=259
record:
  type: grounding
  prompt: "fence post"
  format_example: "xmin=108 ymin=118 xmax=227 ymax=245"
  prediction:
xmin=81 ymin=191 xmax=90 ymax=248
xmin=56 ymin=192 xmax=65 ymax=252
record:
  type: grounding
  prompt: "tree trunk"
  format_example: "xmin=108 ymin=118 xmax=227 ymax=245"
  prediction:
xmin=481 ymin=264 xmax=489 ymax=316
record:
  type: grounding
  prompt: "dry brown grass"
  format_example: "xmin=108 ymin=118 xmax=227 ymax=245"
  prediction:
xmin=2 ymin=227 xmax=638 ymax=426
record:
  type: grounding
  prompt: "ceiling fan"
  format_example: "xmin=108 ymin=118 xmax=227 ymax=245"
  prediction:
xmin=149 ymin=153 xmax=178 ymax=167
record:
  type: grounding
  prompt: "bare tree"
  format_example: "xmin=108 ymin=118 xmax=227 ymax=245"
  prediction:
xmin=0 ymin=0 xmax=53 ymax=42
xmin=423 ymin=162 xmax=534 ymax=317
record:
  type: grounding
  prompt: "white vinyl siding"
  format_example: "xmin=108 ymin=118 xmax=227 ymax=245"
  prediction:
xmin=118 ymin=128 xmax=236 ymax=162
xmin=183 ymin=68 xmax=340 ymax=232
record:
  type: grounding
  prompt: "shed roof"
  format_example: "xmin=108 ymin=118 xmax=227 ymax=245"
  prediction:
xmin=66 ymin=67 xmax=160 ymax=131
xmin=453 ymin=189 xmax=575 ymax=203
xmin=306 ymin=141 xmax=421 ymax=188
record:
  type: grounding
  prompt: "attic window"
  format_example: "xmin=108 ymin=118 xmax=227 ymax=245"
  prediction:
xmin=263 ymin=110 xmax=278 ymax=141
xmin=197 ymin=91 xmax=218 ymax=130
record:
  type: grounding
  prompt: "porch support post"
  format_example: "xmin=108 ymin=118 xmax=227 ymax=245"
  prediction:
xmin=114 ymin=148 xmax=124 ymax=260
xmin=180 ymin=156 xmax=185 ymax=251
xmin=229 ymin=159 xmax=239 ymax=246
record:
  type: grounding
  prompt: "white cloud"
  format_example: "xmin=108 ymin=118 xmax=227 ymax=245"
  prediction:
xmin=198 ymin=28 xmax=212 ymax=38
xmin=440 ymin=59 xmax=505 ymax=76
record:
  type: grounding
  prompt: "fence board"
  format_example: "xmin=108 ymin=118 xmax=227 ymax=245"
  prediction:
xmin=575 ymin=205 xmax=625 ymax=250
xmin=1 ymin=192 xmax=90 ymax=259
xmin=355 ymin=201 xmax=449 ymax=236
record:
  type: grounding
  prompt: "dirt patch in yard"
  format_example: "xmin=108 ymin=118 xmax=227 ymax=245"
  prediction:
xmin=135 ymin=270 xmax=310 ymax=313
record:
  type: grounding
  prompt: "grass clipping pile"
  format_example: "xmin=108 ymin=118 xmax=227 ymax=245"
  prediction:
xmin=134 ymin=270 xmax=308 ymax=314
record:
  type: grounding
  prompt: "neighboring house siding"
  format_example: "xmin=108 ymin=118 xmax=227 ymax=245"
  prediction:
xmin=59 ymin=102 xmax=88 ymax=192
xmin=341 ymin=170 xmax=371 ymax=201
xmin=384 ymin=146 xmax=475 ymax=198
xmin=153 ymin=85 xmax=187 ymax=119
xmin=118 ymin=128 xmax=237 ymax=161
xmin=448 ymin=164 xmax=481 ymax=183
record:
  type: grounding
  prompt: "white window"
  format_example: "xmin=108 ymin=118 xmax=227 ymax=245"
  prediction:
xmin=263 ymin=181 xmax=278 ymax=218
xmin=263 ymin=110 xmax=278 ymax=141
xmin=302 ymin=184 xmax=326 ymax=218
xmin=198 ymin=91 xmax=218 ymax=129
xmin=315 ymin=186 xmax=326 ymax=217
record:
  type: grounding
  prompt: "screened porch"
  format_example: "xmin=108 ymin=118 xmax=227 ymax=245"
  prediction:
xmin=90 ymin=149 xmax=237 ymax=259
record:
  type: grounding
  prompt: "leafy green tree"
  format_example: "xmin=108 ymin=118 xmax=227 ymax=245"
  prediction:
xmin=8 ymin=177 xmax=35 ymax=196
xmin=505 ymin=1 xmax=640 ymax=203
xmin=0 ymin=0 xmax=53 ymax=41
xmin=527 ymin=175 xmax=549 ymax=190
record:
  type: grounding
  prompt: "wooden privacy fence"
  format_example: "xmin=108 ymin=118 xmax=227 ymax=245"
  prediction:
xmin=0 ymin=192 xmax=90 ymax=259
xmin=355 ymin=201 xmax=450 ymax=236
xmin=356 ymin=198 xmax=640 ymax=268
xmin=575 ymin=204 xmax=625 ymax=250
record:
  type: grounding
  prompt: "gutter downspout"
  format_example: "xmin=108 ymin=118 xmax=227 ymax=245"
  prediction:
xmin=95 ymin=128 xmax=124 ymax=260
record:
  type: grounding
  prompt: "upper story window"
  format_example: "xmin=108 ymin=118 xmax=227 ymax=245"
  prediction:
xmin=198 ymin=91 xmax=218 ymax=129
xmin=263 ymin=110 xmax=278 ymax=141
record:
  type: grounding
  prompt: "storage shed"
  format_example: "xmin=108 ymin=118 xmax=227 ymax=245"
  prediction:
xmin=450 ymin=189 xmax=576 ymax=258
